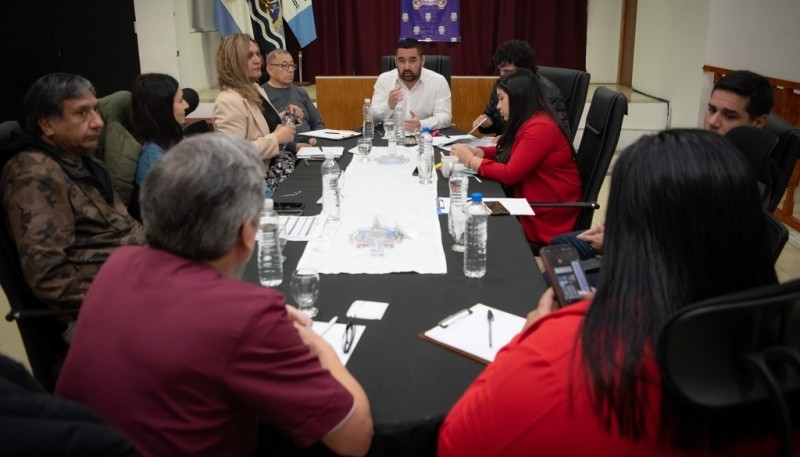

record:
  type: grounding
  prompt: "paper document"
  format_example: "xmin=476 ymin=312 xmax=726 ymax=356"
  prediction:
xmin=300 ymin=129 xmax=361 ymax=140
xmin=311 ymin=321 xmax=365 ymax=365
xmin=432 ymin=134 xmax=477 ymax=147
xmin=421 ymin=303 xmax=525 ymax=364
xmin=437 ymin=198 xmax=535 ymax=216
xmin=437 ymin=135 xmax=495 ymax=152
xmin=296 ymin=146 xmax=344 ymax=159
xmin=280 ymin=215 xmax=326 ymax=240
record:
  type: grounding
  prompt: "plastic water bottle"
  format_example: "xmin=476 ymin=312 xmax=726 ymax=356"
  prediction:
xmin=394 ymin=97 xmax=405 ymax=145
xmin=448 ymin=164 xmax=468 ymax=252
xmin=464 ymin=192 xmax=488 ymax=278
xmin=258 ymin=198 xmax=283 ymax=286
xmin=280 ymin=110 xmax=295 ymax=153
xmin=417 ymin=127 xmax=433 ymax=184
xmin=362 ymin=98 xmax=374 ymax=142
xmin=369 ymin=215 xmax=384 ymax=257
xmin=321 ymin=152 xmax=341 ymax=221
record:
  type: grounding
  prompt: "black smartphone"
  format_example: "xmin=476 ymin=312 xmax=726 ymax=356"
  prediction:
xmin=540 ymin=245 xmax=592 ymax=307
xmin=274 ymin=202 xmax=305 ymax=216
xmin=483 ymin=200 xmax=510 ymax=216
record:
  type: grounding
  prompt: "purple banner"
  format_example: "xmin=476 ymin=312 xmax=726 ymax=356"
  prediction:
xmin=400 ymin=0 xmax=461 ymax=43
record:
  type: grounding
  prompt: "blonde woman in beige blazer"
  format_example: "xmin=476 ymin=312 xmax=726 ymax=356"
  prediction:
xmin=213 ymin=34 xmax=298 ymax=169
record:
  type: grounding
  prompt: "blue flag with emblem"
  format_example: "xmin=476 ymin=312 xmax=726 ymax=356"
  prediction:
xmin=282 ymin=0 xmax=317 ymax=48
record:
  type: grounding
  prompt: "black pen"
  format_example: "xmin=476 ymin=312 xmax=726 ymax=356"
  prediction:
xmin=487 ymin=309 xmax=494 ymax=348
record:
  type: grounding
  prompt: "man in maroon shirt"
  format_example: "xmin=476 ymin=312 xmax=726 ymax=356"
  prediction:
xmin=56 ymin=133 xmax=373 ymax=457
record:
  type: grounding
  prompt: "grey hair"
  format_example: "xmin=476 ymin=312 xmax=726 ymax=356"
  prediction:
xmin=23 ymin=73 xmax=96 ymax=136
xmin=140 ymin=133 xmax=265 ymax=261
xmin=266 ymin=48 xmax=291 ymax=64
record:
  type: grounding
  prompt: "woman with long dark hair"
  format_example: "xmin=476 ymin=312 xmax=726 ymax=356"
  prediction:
xmin=132 ymin=73 xmax=186 ymax=187
xmin=451 ymin=68 xmax=581 ymax=245
xmin=439 ymin=130 xmax=787 ymax=456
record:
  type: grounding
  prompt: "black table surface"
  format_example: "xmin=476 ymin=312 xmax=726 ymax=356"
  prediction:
xmin=244 ymin=130 xmax=546 ymax=456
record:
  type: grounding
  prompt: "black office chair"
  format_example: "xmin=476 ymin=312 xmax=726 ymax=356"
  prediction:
xmin=0 ymin=122 xmax=75 ymax=392
xmin=658 ymin=278 xmax=800 ymax=457
xmin=537 ymin=66 xmax=591 ymax=142
xmin=530 ymin=87 xmax=628 ymax=241
xmin=183 ymin=120 xmax=211 ymax=137
xmin=765 ymin=211 xmax=790 ymax=264
xmin=0 ymin=205 xmax=75 ymax=393
xmin=725 ymin=126 xmax=781 ymax=210
xmin=381 ymin=55 xmax=452 ymax=86
xmin=763 ymin=113 xmax=800 ymax=213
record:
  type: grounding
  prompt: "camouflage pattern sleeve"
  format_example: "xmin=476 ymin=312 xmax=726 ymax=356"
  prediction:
xmin=2 ymin=153 xmax=96 ymax=308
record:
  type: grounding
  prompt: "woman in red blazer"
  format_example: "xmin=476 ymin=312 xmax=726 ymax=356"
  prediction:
xmin=451 ymin=68 xmax=581 ymax=245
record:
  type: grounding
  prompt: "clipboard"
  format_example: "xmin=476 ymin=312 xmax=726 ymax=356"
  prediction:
xmin=420 ymin=303 xmax=525 ymax=364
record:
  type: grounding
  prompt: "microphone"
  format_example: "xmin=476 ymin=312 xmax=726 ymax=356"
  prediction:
xmin=182 ymin=87 xmax=199 ymax=116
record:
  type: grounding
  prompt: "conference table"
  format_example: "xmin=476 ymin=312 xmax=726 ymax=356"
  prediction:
xmin=243 ymin=130 xmax=547 ymax=456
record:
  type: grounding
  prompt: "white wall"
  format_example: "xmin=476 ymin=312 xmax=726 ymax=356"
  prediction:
xmin=133 ymin=0 xmax=179 ymax=77
xmin=133 ymin=0 xmax=219 ymax=92
xmin=174 ymin=0 xmax=220 ymax=92
xmin=585 ymin=0 xmax=622 ymax=83
xmin=705 ymin=0 xmax=800 ymax=82
xmin=631 ymin=0 xmax=710 ymax=128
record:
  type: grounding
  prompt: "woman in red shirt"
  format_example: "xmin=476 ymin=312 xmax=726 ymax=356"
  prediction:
xmin=440 ymin=130 xmax=790 ymax=456
xmin=450 ymin=68 xmax=581 ymax=245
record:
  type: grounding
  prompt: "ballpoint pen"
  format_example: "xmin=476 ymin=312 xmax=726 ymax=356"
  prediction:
xmin=487 ymin=309 xmax=494 ymax=348
xmin=320 ymin=316 xmax=338 ymax=336
xmin=342 ymin=318 xmax=355 ymax=354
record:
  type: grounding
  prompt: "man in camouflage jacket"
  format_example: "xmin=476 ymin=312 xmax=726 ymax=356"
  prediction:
xmin=1 ymin=73 xmax=144 ymax=311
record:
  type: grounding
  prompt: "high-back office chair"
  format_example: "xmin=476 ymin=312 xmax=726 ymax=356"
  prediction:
xmin=763 ymin=113 xmax=800 ymax=213
xmin=658 ymin=278 xmax=800 ymax=457
xmin=95 ymin=90 xmax=141 ymax=206
xmin=381 ymin=55 xmax=452 ymax=86
xmin=0 ymin=121 xmax=76 ymax=392
xmin=537 ymin=66 xmax=591 ymax=141
xmin=725 ymin=126 xmax=781 ymax=210
xmin=530 ymin=87 xmax=628 ymax=247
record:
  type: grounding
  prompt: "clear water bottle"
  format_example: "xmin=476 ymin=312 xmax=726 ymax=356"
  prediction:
xmin=321 ymin=152 xmax=341 ymax=221
xmin=362 ymin=98 xmax=374 ymax=142
xmin=394 ymin=97 xmax=405 ymax=145
xmin=280 ymin=110 xmax=295 ymax=153
xmin=369 ymin=215 xmax=384 ymax=257
xmin=464 ymin=192 xmax=488 ymax=278
xmin=417 ymin=127 xmax=433 ymax=184
xmin=258 ymin=198 xmax=283 ymax=286
xmin=448 ymin=163 xmax=468 ymax=252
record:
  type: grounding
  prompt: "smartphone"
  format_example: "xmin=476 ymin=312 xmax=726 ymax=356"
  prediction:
xmin=483 ymin=200 xmax=510 ymax=216
xmin=274 ymin=201 xmax=305 ymax=216
xmin=540 ymin=245 xmax=592 ymax=307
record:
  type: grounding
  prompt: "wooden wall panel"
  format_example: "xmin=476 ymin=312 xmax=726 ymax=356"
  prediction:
xmin=315 ymin=76 xmax=498 ymax=132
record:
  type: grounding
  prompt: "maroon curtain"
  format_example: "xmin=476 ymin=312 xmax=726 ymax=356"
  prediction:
xmin=286 ymin=0 xmax=587 ymax=81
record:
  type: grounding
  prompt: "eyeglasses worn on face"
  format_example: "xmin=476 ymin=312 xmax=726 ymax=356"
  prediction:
xmin=269 ymin=63 xmax=297 ymax=71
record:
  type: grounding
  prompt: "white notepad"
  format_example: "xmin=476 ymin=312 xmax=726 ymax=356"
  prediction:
xmin=421 ymin=303 xmax=525 ymax=364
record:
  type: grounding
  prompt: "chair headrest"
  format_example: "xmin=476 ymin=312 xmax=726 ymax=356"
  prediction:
xmin=183 ymin=88 xmax=199 ymax=116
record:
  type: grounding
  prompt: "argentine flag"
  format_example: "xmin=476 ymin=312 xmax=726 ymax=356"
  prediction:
xmin=282 ymin=0 xmax=317 ymax=48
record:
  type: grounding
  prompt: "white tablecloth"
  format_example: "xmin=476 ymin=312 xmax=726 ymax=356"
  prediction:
xmin=297 ymin=146 xmax=447 ymax=274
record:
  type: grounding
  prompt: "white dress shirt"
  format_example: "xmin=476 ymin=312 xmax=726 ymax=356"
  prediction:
xmin=371 ymin=67 xmax=452 ymax=130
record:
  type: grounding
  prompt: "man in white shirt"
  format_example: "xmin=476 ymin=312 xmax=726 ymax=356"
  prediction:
xmin=371 ymin=38 xmax=452 ymax=131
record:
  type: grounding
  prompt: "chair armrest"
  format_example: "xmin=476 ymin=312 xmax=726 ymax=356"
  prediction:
xmin=529 ymin=201 xmax=600 ymax=209
xmin=5 ymin=307 xmax=79 ymax=322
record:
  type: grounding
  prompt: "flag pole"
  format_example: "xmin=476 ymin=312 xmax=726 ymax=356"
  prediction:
xmin=296 ymin=49 xmax=311 ymax=86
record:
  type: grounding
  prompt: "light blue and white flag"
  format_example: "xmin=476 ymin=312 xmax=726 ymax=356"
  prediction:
xmin=214 ymin=0 xmax=286 ymax=52
xmin=282 ymin=0 xmax=317 ymax=48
